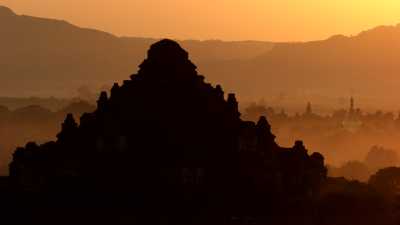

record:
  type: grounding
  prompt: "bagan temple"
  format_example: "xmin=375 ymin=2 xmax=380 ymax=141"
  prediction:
xmin=7 ymin=40 xmax=327 ymax=225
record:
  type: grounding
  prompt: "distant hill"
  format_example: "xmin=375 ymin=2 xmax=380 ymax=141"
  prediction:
xmin=3 ymin=5 xmax=400 ymax=110
xmin=252 ymin=25 xmax=400 ymax=99
xmin=201 ymin=24 xmax=400 ymax=109
xmin=0 ymin=6 xmax=274 ymax=97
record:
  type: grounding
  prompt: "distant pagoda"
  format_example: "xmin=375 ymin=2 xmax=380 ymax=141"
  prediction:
xmin=342 ymin=96 xmax=362 ymax=131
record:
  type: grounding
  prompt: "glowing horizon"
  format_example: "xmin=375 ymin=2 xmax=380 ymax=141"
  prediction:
xmin=1 ymin=0 xmax=400 ymax=42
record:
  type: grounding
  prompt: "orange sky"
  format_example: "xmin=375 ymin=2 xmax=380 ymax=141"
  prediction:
xmin=1 ymin=0 xmax=400 ymax=41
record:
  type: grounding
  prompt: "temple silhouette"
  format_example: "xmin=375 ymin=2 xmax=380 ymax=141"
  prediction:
xmin=8 ymin=40 xmax=327 ymax=225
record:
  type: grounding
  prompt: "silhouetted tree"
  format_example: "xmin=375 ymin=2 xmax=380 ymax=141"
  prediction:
xmin=369 ymin=167 xmax=400 ymax=198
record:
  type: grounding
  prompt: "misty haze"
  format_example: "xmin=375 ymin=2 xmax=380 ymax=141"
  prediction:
xmin=1 ymin=2 xmax=400 ymax=225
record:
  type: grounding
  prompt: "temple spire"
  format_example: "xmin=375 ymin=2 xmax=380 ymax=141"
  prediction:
xmin=349 ymin=97 xmax=355 ymax=115
xmin=57 ymin=113 xmax=78 ymax=142
xmin=306 ymin=102 xmax=312 ymax=115
xmin=97 ymin=91 xmax=108 ymax=111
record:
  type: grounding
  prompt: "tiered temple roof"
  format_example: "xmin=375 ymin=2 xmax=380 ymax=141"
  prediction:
xmin=9 ymin=39 xmax=327 ymax=220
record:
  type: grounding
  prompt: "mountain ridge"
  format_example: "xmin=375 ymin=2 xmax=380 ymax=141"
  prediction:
xmin=2 ymin=5 xmax=400 ymax=109
xmin=0 ymin=5 xmax=275 ymax=97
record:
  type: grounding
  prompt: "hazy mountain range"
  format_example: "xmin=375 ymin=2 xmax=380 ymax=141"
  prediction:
xmin=2 ymin=5 xmax=400 ymax=110
xmin=0 ymin=6 xmax=273 ymax=97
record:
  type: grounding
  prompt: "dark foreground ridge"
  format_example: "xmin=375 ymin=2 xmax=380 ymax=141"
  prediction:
xmin=5 ymin=40 xmax=326 ymax=225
